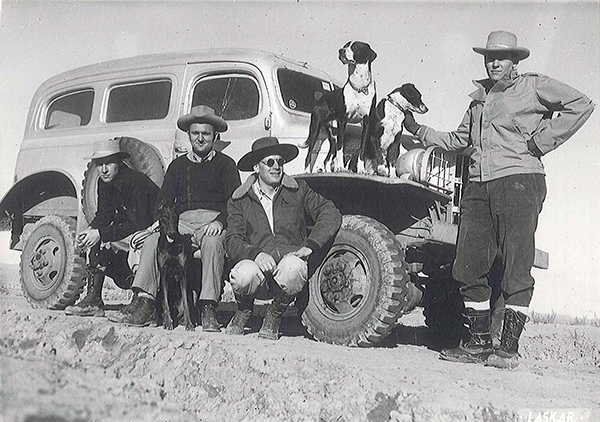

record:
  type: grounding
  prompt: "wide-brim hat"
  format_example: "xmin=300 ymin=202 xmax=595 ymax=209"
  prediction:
xmin=177 ymin=105 xmax=228 ymax=133
xmin=473 ymin=31 xmax=530 ymax=61
xmin=84 ymin=138 xmax=130 ymax=160
xmin=237 ymin=137 xmax=299 ymax=171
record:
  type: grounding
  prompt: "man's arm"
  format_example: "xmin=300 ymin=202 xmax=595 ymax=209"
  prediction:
xmin=154 ymin=159 xmax=179 ymax=218
xmin=528 ymin=75 xmax=595 ymax=155
xmin=225 ymin=198 xmax=263 ymax=263
xmin=215 ymin=157 xmax=242 ymax=228
xmin=89 ymin=181 xmax=114 ymax=230
xmin=404 ymin=107 xmax=473 ymax=152
xmin=97 ymin=175 xmax=159 ymax=242
xmin=300 ymin=180 xmax=342 ymax=254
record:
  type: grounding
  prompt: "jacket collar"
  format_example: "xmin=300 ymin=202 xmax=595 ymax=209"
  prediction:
xmin=469 ymin=70 xmax=519 ymax=101
xmin=232 ymin=173 xmax=298 ymax=200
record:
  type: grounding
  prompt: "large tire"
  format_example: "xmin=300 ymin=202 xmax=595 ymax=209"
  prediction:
xmin=82 ymin=137 xmax=165 ymax=223
xmin=301 ymin=215 xmax=411 ymax=347
xmin=20 ymin=216 xmax=86 ymax=309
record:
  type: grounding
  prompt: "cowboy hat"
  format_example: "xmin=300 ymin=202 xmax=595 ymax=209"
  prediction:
xmin=237 ymin=137 xmax=299 ymax=172
xmin=84 ymin=138 xmax=130 ymax=160
xmin=177 ymin=105 xmax=228 ymax=133
xmin=473 ymin=31 xmax=530 ymax=61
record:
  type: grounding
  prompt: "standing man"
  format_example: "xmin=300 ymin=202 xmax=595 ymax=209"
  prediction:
xmin=225 ymin=137 xmax=342 ymax=340
xmin=110 ymin=105 xmax=241 ymax=331
xmin=403 ymin=31 xmax=594 ymax=368
xmin=66 ymin=138 xmax=159 ymax=317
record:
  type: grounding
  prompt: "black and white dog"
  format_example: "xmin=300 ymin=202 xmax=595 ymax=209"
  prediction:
xmin=352 ymin=83 xmax=428 ymax=176
xmin=156 ymin=201 xmax=195 ymax=331
xmin=303 ymin=41 xmax=377 ymax=172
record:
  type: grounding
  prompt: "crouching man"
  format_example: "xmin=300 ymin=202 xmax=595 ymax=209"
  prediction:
xmin=225 ymin=137 xmax=342 ymax=339
xmin=66 ymin=138 xmax=159 ymax=317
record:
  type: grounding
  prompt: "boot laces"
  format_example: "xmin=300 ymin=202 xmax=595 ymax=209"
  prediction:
xmin=501 ymin=310 xmax=528 ymax=351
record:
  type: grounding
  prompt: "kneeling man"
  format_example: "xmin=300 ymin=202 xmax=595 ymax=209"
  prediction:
xmin=66 ymin=138 xmax=159 ymax=317
xmin=225 ymin=137 xmax=342 ymax=339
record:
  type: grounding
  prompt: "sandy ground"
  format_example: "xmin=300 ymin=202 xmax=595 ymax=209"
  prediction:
xmin=1 ymin=263 xmax=599 ymax=422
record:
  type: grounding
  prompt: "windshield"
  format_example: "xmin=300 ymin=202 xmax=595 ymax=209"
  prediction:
xmin=277 ymin=68 xmax=336 ymax=114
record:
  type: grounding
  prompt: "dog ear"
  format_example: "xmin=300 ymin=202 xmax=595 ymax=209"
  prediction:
xmin=376 ymin=99 xmax=386 ymax=120
xmin=368 ymin=47 xmax=377 ymax=62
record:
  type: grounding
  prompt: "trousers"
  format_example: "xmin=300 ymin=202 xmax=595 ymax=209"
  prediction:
xmin=453 ymin=173 xmax=546 ymax=307
xmin=229 ymin=255 xmax=308 ymax=298
xmin=131 ymin=209 xmax=225 ymax=302
xmin=89 ymin=238 xmax=134 ymax=289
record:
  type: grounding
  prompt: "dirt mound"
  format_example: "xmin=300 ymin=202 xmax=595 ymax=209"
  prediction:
xmin=1 ymin=264 xmax=599 ymax=422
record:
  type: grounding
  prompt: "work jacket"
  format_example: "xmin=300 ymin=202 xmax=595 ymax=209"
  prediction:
xmin=91 ymin=167 xmax=160 ymax=242
xmin=225 ymin=174 xmax=342 ymax=264
xmin=417 ymin=72 xmax=594 ymax=182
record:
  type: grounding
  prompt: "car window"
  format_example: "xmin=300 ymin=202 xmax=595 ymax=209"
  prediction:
xmin=106 ymin=79 xmax=172 ymax=123
xmin=277 ymin=69 xmax=335 ymax=113
xmin=45 ymin=89 xmax=94 ymax=129
xmin=191 ymin=74 xmax=259 ymax=121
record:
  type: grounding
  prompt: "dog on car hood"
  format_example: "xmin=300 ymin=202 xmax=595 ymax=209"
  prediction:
xmin=303 ymin=41 xmax=377 ymax=172
xmin=350 ymin=83 xmax=429 ymax=176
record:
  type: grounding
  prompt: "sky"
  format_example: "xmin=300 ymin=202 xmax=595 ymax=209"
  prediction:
xmin=0 ymin=0 xmax=598 ymax=317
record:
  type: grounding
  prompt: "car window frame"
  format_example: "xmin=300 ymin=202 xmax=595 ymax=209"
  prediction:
xmin=41 ymin=88 xmax=96 ymax=131
xmin=103 ymin=78 xmax=174 ymax=124
xmin=189 ymin=72 xmax=262 ymax=122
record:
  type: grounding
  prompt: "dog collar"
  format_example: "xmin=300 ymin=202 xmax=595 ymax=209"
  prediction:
xmin=386 ymin=95 xmax=406 ymax=112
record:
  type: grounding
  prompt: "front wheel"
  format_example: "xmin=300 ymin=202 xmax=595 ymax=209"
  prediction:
xmin=20 ymin=216 xmax=86 ymax=309
xmin=301 ymin=215 xmax=411 ymax=347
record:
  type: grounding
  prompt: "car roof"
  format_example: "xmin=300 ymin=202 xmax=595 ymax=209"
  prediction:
xmin=37 ymin=48 xmax=336 ymax=91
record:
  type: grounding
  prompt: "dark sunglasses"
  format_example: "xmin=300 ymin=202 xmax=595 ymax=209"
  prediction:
xmin=260 ymin=157 xmax=285 ymax=168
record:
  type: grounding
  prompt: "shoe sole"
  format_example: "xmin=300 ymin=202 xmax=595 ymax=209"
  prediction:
xmin=65 ymin=309 xmax=105 ymax=317
xmin=258 ymin=332 xmax=279 ymax=340
xmin=202 ymin=326 xmax=222 ymax=333
xmin=485 ymin=354 xmax=520 ymax=369
xmin=107 ymin=313 xmax=156 ymax=326
xmin=439 ymin=351 xmax=492 ymax=365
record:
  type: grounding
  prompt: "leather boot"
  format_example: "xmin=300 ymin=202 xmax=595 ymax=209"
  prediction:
xmin=201 ymin=301 xmax=221 ymax=332
xmin=225 ymin=294 xmax=255 ymax=335
xmin=439 ymin=308 xmax=494 ymax=364
xmin=486 ymin=308 xmax=528 ymax=369
xmin=65 ymin=270 xmax=105 ymax=317
xmin=109 ymin=296 xmax=156 ymax=327
xmin=259 ymin=292 xmax=293 ymax=340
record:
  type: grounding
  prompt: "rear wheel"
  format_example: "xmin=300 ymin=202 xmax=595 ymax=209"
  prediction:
xmin=20 ymin=216 xmax=86 ymax=309
xmin=301 ymin=215 xmax=411 ymax=347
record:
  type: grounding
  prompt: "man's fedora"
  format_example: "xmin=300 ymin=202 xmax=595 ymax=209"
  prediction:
xmin=177 ymin=105 xmax=228 ymax=133
xmin=237 ymin=137 xmax=299 ymax=172
xmin=473 ymin=31 xmax=530 ymax=61
xmin=84 ymin=138 xmax=130 ymax=160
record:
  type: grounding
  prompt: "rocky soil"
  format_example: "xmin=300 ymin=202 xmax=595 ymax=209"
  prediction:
xmin=1 ymin=263 xmax=599 ymax=422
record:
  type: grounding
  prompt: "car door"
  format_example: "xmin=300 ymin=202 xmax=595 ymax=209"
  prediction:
xmin=178 ymin=62 xmax=272 ymax=165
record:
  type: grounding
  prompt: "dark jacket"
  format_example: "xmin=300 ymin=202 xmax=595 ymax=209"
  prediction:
xmin=226 ymin=173 xmax=342 ymax=263
xmin=91 ymin=167 xmax=160 ymax=242
xmin=157 ymin=151 xmax=241 ymax=227
xmin=417 ymin=72 xmax=594 ymax=182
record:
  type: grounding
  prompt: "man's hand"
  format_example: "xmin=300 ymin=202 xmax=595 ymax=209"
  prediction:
xmin=203 ymin=220 xmax=223 ymax=237
xmin=255 ymin=252 xmax=277 ymax=273
xmin=77 ymin=228 xmax=101 ymax=251
xmin=288 ymin=246 xmax=313 ymax=260
xmin=527 ymin=138 xmax=543 ymax=158
xmin=403 ymin=111 xmax=422 ymax=135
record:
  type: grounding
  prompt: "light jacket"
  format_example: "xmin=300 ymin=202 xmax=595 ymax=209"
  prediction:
xmin=417 ymin=72 xmax=594 ymax=182
xmin=225 ymin=173 xmax=342 ymax=264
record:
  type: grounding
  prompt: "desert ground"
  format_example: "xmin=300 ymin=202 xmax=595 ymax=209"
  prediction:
xmin=1 ymin=263 xmax=598 ymax=422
